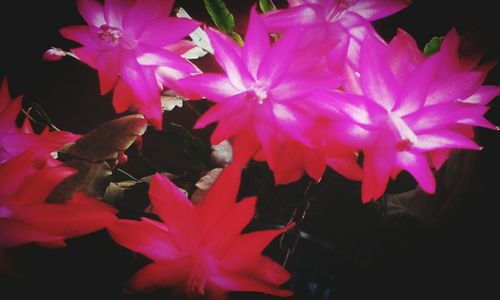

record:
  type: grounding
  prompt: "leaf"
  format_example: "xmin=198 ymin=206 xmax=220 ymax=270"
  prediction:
xmin=423 ymin=36 xmax=443 ymax=56
xmin=46 ymin=160 xmax=112 ymax=203
xmin=203 ymin=0 xmax=235 ymax=34
xmin=61 ymin=114 xmax=148 ymax=162
xmin=259 ymin=0 xmax=276 ymax=12
xmin=47 ymin=115 xmax=148 ymax=203
xmin=230 ymin=32 xmax=244 ymax=46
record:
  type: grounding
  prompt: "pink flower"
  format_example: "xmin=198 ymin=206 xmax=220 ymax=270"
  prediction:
xmin=109 ymin=165 xmax=293 ymax=299
xmin=262 ymin=0 xmax=410 ymax=68
xmin=316 ymin=29 xmax=499 ymax=202
xmin=178 ymin=8 xmax=342 ymax=184
xmin=0 ymin=152 xmax=118 ymax=248
xmin=0 ymin=78 xmax=80 ymax=163
xmin=60 ymin=0 xmax=200 ymax=128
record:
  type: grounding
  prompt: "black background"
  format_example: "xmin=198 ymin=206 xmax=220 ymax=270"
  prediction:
xmin=1 ymin=0 xmax=499 ymax=299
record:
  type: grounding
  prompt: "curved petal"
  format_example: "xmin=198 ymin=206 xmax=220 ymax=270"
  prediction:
xmin=242 ymin=7 xmax=270 ymax=78
xmin=349 ymin=0 xmax=410 ymax=21
xmin=149 ymin=174 xmax=197 ymax=251
xmin=359 ymin=34 xmax=397 ymax=110
xmin=206 ymin=28 xmax=253 ymax=90
xmin=198 ymin=164 xmax=243 ymax=232
xmin=194 ymin=93 xmax=248 ymax=129
xmin=257 ymin=29 xmax=301 ymax=87
xmin=108 ymin=219 xmax=180 ymax=261
xmin=104 ymin=0 xmax=128 ymax=28
xmin=140 ymin=18 xmax=200 ymax=47
xmin=60 ymin=25 xmax=100 ymax=49
xmin=177 ymin=74 xmax=240 ymax=101
xmin=97 ymin=50 xmax=120 ymax=94
xmin=77 ymin=0 xmax=105 ymax=27
xmin=0 ymin=219 xmax=61 ymax=249
xmin=127 ymin=260 xmax=189 ymax=293
xmin=262 ymin=4 xmax=325 ymax=32
xmin=395 ymin=151 xmax=435 ymax=194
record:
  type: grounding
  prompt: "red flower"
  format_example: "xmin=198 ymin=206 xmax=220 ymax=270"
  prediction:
xmin=0 ymin=152 xmax=118 ymax=248
xmin=0 ymin=78 xmax=80 ymax=163
xmin=109 ymin=165 xmax=293 ymax=299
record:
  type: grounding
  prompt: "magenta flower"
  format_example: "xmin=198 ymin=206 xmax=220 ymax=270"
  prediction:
xmin=0 ymin=78 xmax=80 ymax=163
xmin=178 ymin=8 xmax=343 ymax=184
xmin=317 ymin=29 xmax=499 ymax=202
xmin=109 ymin=165 xmax=293 ymax=299
xmin=60 ymin=0 xmax=201 ymax=128
xmin=0 ymin=152 xmax=118 ymax=249
xmin=262 ymin=0 xmax=410 ymax=68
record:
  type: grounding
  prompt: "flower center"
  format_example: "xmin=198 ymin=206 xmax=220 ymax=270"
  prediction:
xmin=249 ymin=82 xmax=269 ymax=104
xmin=0 ymin=206 xmax=12 ymax=218
xmin=186 ymin=252 xmax=211 ymax=298
xmin=97 ymin=24 xmax=122 ymax=45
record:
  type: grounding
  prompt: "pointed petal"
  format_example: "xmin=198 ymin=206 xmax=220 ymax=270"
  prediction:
xmin=108 ymin=219 xmax=180 ymax=261
xmin=304 ymin=149 xmax=327 ymax=182
xmin=361 ymin=132 xmax=395 ymax=202
xmin=211 ymin=267 xmax=293 ymax=297
xmin=349 ymin=0 xmax=410 ymax=21
xmin=230 ymin=128 xmax=261 ymax=166
xmin=198 ymin=164 xmax=243 ymax=231
xmin=359 ymin=35 xmax=398 ymax=110
xmin=262 ymin=4 xmax=324 ymax=32
xmin=394 ymin=54 xmax=439 ymax=115
xmin=0 ymin=151 xmax=37 ymax=200
xmin=414 ymin=130 xmax=481 ymax=151
xmin=429 ymin=149 xmax=451 ymax=170
xmin=327 ymin=153 xmax=363 ymax=180
xmin=271 ymin=102 xmax=314 ymax=146
xmin=462 ymin=85 xmax=500 ymax=105
xmin=97 ymin=50 xmax=120 ymax=94
xmin=177 ymin=74 xmax=240 ymax=101
xmin=258 ymin=29 xmax=300 ymax=86
xmin=60 ymin=25 xmax=100 ymax=49
xmin=71 ymin=47 xmax=99 ymax=68
xmin=426 ymin=71 xmax=484 ymax=105
xmin=387 ymin=29 xmax=424 ymax=84
xmin=206 ymin=28 xmax=253 ymax=90
xmin=271 ymin=73 xmax=342 ymax=102
xmin=0 ymin=219 xmax=61 ymax=249
xmin=149 ymin=174 xmax=197 ymax=250
xmin=77 ymin=0 xmax=105 ymax=27
xmin=103 ymin=0 xmax=128 ymax=28
xmin=122 ymin=0 xmax=159 ymax=38
xmin=210 ymin=113 xmax=251 ymax=145
xmin=194 ymin=93 xmax=248 ymax=129
xmin=15 ymin=193 xmax=117 ymax=240
xmin=140 ymin=18 xmax=200 ymax=47
xmin=395 ymin=151 xmax=436 ymax=194
xmin=128 ymin=260 xmax=189 ymax=293
xmin=0 ymin=77 xmax=11 ymax=111
xmin=119 ymin=50 xmax=159 ymax=105
xmin=203 ymin=197 xmax=256 ymax=258
xmin=242 ymin=7 xmax=271 ymax=78
xmin=112 ymin=77 xmax=137 ymax=113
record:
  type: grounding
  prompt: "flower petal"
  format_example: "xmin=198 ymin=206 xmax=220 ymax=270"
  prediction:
xmin=77 ymin=0 xmax=105 ymax=27
xmin=140 ymin=18 xmax=200 ymax=47
xmin=242 ymin=7 xmax=271 ymax=78
xmin=127 ymin=260 xmax=189 ymax=293
xmin=0 ymin=219 xmax=61 ymax=249
xmin=108 ymin=219 xmax=180 ymax=261
xmin=103 ymin=0 xmax=128 ymax=28
xmin=262 ymin=4 xmax=324 ymax=32
xmin=395 ymin=151 xmax=435 ymax=194
xmin=359 ymin=34 xmax=398 ymax=110
xmin=97 ymin=50 xmax=120 ymax=94
xmin=349 ymin=0 xmax=410 ymax=21
xmin=206 ymin=28 xmax=253 ymax=90
xmin=194 ymin=93 xmax=248 ymax=129
xmin=149 ymin=174 xmax=197 ymax=250
xmin=177 ymin=74 xmax=240 ymax=101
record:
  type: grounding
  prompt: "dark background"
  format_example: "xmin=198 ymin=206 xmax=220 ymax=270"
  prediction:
xmin=1 ymin=0 xmax=499 ymax=299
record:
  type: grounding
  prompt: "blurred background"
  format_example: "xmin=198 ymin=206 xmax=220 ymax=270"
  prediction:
xmin=1 ymin=0 xmax=499 ymax=299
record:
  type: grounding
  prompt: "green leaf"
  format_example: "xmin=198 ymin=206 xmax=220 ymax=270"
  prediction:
xmin=259 ymin=0 xmax=276 ymax=12
xmin=423 ymin=36 xmax=443 ymax=56
xmin=230 ymin=32 xmax=244 ymax=46
xmin=203 ymin=0 xmax=235 ymax=34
